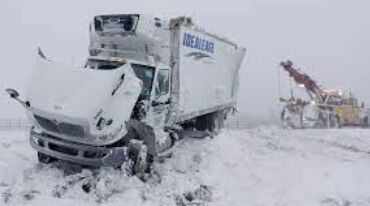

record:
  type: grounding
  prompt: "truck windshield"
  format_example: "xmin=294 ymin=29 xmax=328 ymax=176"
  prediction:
xmin=85 ymin=59 xmax=154 ymax=100
xmin=327 ymin=95 xmax=343 ymax=105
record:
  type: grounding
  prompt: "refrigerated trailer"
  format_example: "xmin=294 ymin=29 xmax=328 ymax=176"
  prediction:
xmin=6 ymin=14 xmax=246 ymax=172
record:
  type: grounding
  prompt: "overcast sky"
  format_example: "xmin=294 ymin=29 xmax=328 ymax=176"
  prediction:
xmin=1 ymin=0 xmax=370 ymax=119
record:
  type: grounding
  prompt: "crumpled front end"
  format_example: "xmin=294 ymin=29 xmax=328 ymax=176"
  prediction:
xmin=27 ymin=56 xmax=142 ymax=146
xmin=26 ymin=56 xmax=142 ymax=167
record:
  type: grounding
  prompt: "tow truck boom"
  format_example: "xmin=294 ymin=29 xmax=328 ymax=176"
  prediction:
xmin=280 ymin=60 xmax=323 ymax=102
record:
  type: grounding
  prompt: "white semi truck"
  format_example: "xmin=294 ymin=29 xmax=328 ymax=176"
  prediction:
xmin=6 ymin=14 xmax=246 ymax=172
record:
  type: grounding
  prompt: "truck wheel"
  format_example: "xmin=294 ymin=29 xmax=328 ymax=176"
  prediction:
xmin=166 ymin=124 xmax=184 ymax=143
xmin=126 ymin=140 xmax=149 ymax=177
xmin=38 ymin=152 xmax=55 ymax=164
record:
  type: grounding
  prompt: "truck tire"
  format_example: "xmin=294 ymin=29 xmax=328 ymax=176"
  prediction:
xmin=127 ymin=140 xmax=148 ymax=177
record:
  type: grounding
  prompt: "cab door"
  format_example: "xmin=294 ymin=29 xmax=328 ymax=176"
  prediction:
xmin=148 ymin=68 xmax=171 ymax=127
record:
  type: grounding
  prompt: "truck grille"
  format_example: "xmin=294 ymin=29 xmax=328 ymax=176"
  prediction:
xmin=34 ymin=115 xmax=85 ymax=138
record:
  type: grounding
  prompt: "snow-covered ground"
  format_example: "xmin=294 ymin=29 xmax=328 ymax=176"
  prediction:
xmin=1 ymin=127 xmax=370 ymax=206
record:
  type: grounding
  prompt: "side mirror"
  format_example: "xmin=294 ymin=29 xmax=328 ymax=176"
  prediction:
xmin=5 ymin=88 xmax=19 ymax=99
xmin=4 ymin=88 xmax=31 ymax=108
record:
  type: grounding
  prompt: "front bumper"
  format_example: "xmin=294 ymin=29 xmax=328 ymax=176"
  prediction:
xmin=30 ymin=130 xmax=111 ymax=167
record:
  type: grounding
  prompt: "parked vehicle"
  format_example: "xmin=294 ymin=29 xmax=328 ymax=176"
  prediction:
xmin=279 ymin=61 xmax=369 ymax=129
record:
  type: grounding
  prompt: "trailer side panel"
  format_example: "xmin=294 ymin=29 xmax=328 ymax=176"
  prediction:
xmin=175 ymin=26 xmax=245 ymax=122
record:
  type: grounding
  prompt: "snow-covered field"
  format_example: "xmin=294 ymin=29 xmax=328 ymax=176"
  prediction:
xmin=1 ymin=127 xmax=370 ymax=206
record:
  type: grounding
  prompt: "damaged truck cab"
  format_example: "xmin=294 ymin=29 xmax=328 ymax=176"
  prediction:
xmin=6 ymin=14 xmax=246 ymax=170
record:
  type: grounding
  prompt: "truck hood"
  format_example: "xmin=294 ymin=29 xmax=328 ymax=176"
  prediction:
xmin=27 ymin=56 xmax=142 ymax=138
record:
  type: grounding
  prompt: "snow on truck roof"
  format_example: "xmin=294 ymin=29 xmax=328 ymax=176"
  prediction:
xmin=92 ymin=14 xmax=242 ymax=49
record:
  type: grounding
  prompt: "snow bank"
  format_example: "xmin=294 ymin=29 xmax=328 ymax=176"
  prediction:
xmin=1 ymin=127 xmax=370 ymax=206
